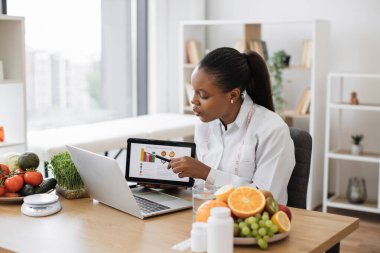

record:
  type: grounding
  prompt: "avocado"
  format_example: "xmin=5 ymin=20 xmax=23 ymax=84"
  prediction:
xmin=18 ymin=152 xmax=40 ymax=170
xmin=20 ymin=184 xmax=35 ymax=196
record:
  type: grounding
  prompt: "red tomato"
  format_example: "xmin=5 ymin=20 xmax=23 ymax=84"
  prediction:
xmin=0 ymin=186 xmax=5 ymax=196
xmin=4 ymin=175 xmax=24 ymax=193
xmin=0 ymin=163 xmax=10 ymax=182
xmin=24 ymin=171 xmax=43 ymax=186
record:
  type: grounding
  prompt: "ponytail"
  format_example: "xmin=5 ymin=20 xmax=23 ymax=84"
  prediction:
xmin=199 ymin=47 xmax=274 ymax=112
xmin=243 ymin=51 xmax=274 ymax=111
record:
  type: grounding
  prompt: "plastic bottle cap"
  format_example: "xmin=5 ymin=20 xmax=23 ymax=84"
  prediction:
xmin=210 ymin=207 xmax=230 ymax=218
xmin=192 ymin=222 xmax=208 ymax=231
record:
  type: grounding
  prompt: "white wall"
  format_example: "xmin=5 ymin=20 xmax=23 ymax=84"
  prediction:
xmin=148 ymin=0 xmax=205 ymax=114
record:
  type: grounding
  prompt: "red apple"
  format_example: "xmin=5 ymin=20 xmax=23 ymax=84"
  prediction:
xmin=279 ymin=204 xmax=292 ymax=221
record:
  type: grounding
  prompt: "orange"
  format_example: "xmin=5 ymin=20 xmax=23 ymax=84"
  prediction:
xmin=214 ymin=184 xmax=234 ymax=203
xmin=227 ymin=186 xmax=265 ymax=218
xmin=271 ymin=211 xmax=291 ymax=233
xmin=195 ymin=199 xmax=228 ymax=223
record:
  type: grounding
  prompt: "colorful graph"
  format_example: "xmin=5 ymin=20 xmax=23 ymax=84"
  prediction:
xmin=140 ymin=148 xmax=156 ymax=163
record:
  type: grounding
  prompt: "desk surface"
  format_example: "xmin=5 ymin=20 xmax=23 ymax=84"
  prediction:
xmin=0 ymin=190 xmax=358 ymax=253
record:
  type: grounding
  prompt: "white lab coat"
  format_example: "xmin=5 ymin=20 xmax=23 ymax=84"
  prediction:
xmin=194 ymin=95 xmax=295 ymax=204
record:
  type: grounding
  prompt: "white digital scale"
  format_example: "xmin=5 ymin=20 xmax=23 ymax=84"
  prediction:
xmin=21 ymin=193 xmax=62 ymax=217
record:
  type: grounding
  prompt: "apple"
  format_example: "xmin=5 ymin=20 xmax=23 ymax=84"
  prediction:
xmin=259 ymin=189 xmax=273 ymax=199
xmin=279 ymin=204 xmax=292 ymax=221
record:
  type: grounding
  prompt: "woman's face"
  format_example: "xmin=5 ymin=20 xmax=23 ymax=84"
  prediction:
xmin=190 ymin=68 xmax=232 ymax=123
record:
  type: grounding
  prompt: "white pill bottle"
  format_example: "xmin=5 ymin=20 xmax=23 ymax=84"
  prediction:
xmin=207 ymin=207 xmax=233 ymax=253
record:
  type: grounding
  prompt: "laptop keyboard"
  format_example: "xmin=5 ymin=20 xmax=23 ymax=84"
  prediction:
xmin=134 ymin=195 xmax=170 ymax=214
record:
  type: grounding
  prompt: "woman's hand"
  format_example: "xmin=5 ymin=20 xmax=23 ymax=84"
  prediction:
xmin=168 ymin=156 xmax=211 ymax=180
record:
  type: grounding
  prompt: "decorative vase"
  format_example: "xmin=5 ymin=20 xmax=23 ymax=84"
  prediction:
xmin=56 ymin=184 xmax=90 ymax=199
xmin=351 ymin=144 xmax=362 ymax=155
xmin=346 ymin=177 xmax=367 ymax=204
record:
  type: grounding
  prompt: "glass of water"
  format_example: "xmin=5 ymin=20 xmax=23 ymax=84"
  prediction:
xmin=192 ymin=182 xmax=219 ymax=221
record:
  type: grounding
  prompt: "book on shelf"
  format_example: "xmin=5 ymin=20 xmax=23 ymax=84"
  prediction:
xmin=248 ymin=40 xmax=268 ymax=61
xmin=301 ymin=40 xmax=312 ymax=68
xmin=295 ymin=87 xmax=311 ymax=115
xmin=184 ymin=83 xmax=194 ymax=106
xmin=185 ymin=40 xmax=202 ymax=65
xmin=234 ymin=40 xmax=244 ymax=53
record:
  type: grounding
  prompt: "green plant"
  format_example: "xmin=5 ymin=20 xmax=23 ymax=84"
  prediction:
xmin=47 ymin=151 xmax=85 ymax=190
xmin=268 ymin=50 xmax=290 ymax=118
xmin=351 ymin=134 xmax=364 ymax=145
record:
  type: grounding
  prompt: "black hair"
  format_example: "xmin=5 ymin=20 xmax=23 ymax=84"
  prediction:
xmin=198 ymin=47 xmax=274 ymax=112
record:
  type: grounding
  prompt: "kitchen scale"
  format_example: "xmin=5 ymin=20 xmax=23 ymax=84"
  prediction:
xmin=21 ymin=193 xmax=62 ymax=217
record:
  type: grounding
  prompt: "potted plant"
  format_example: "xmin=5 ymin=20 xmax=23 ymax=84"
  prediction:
xmin=46 ymin=151 xmax=89 ymax=199
xmin=268 ymin=50 xmax=291 ymax=118
xmin=351 ymin=134 xmax=364 ymax=155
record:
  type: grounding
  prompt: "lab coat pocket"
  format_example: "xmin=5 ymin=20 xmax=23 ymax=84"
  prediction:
xmin=239 ymin=145 xmax=256 ymax=179
xmin=240 ymin=144 xmax=255 ymax=162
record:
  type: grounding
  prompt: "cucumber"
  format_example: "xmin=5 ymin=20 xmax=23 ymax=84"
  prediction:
xmin=20 ymin=184 xmax=35 ymax=196
xmin=35 ymin=178 xmax=57 ymax=194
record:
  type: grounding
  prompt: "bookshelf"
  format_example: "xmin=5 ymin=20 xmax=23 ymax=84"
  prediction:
xmin=179 ymin=20 xmax=330 ymax=209
xmin=0 ymin=15 xmax=27 ymax=155
xmin=323 ymin=73 xmax=380 ymax=214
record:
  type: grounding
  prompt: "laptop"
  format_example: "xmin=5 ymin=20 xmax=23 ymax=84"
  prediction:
xmin=66 ymin=145 xmax=193 ymax=219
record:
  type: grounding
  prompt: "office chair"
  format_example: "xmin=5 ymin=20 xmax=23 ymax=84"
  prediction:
xmin=287 ymin=127 xmax=312 ymax=209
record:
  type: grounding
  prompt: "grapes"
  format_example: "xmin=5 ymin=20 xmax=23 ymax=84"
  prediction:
xmin=258 ymin=227 xmax=267 ymax=236
xmin=258 ymin=238 xmax=268 ymax=249
xmin=239 ymin=221 xmax=248 ymax=229
xmin=233 ymin=208 xmax=288 ymax=250
xmin=265 ymin=220 xmax=273 ymax=228
xmin=241 ymin=226 xmax=251 ymax=237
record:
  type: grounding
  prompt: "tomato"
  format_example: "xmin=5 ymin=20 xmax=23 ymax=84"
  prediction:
xmin=14 ymin=168 xmax=26 ymax=178
xmin=24 ymin=171 xmax=43 ymax=186
xmin=4 ymin=175 xmax=24 ymax=193
xmin=0 ymin=163 xmax=10 ymax=182
xmin=0 ymin=186 xmax=5 ymax=196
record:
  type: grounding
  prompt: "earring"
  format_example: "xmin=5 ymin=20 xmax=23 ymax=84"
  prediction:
xmin=230 ymin=99 xmax=234 ymax=104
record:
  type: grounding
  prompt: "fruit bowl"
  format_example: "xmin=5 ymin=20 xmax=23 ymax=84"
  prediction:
xmin=0 ymin=195 xmax=24 ymax=203
xmin=234 ymin=232 xmax=289 ymax=245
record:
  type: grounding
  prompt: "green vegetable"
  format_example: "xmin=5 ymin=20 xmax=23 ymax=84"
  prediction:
xmin=48 ymin=152 xmax=85 ymax=190
xmin=1 ymin=152 xmax=20 ymax=171
xmin=20 ymin=184 xmax=35 ymax=196
xmin=35 ymin=178 xmax=57 ymax=194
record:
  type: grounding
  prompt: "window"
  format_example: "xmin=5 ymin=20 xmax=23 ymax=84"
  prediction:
xmin=7 ymin=0 xmax=125 ymax=130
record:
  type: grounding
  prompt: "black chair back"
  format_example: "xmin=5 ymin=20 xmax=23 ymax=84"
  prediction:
xmin=287 ymin=127 xmax=312 ymax=209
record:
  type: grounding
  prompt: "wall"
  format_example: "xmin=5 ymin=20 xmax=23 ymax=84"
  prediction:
xmin=148 ymin=0 xmax=205 ymax=114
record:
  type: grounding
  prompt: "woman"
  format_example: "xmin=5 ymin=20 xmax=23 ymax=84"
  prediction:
xmin=169 ymin=47 xmax=295 ymax=204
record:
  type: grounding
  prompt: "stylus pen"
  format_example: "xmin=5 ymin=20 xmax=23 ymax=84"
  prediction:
xmin=146 ymin=152 xmax=171 ymax=163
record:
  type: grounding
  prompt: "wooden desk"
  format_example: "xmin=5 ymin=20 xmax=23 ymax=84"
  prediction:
xmin=0 ymin=190 xmax=358 ymax=253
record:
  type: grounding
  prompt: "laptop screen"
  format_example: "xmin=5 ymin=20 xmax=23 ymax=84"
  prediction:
xmin=126 ymin=138 xmax=195 ymax=187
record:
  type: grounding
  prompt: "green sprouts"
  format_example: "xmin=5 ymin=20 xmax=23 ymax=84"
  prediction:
xmin=48 ymin=151 xmax=85 ymax=190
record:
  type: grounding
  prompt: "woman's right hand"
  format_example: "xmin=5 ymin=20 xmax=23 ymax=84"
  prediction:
xmin=167 ymin=156 xmax=211 ymax=180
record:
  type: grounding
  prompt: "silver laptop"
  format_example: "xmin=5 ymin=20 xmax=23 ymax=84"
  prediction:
xmin=66 ymin=145 xmax=192 ymax=219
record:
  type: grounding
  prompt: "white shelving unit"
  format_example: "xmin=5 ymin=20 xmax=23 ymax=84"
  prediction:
xmin=0 ymin=15 xmax=27 ymax=155
xmin=323 ymin=73 xmax=380 ymax=214
xmin=179 ymin=20 xmax=330 ymax=210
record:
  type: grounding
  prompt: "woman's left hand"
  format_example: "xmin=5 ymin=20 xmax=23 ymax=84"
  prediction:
xmin=168 ymin=156 xmax=210 ymax=180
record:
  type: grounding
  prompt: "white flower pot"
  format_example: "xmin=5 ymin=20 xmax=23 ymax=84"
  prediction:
xmin=351 ymin=144 xmax=362 ymax=155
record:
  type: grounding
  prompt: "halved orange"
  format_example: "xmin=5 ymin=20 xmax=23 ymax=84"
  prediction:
xmin=271 ymin=210 xmax=291 ymax=233
xmin=195 ymin=199 xmax=228 ymax=223
xmin=227 ymin=186 xmax=265 ymax=218
xmin=214 ymin=184 xmax=234 ymax=203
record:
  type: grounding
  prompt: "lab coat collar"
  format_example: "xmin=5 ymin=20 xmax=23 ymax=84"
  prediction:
xmin=215 ymin=94 xmax=254 ymax=132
